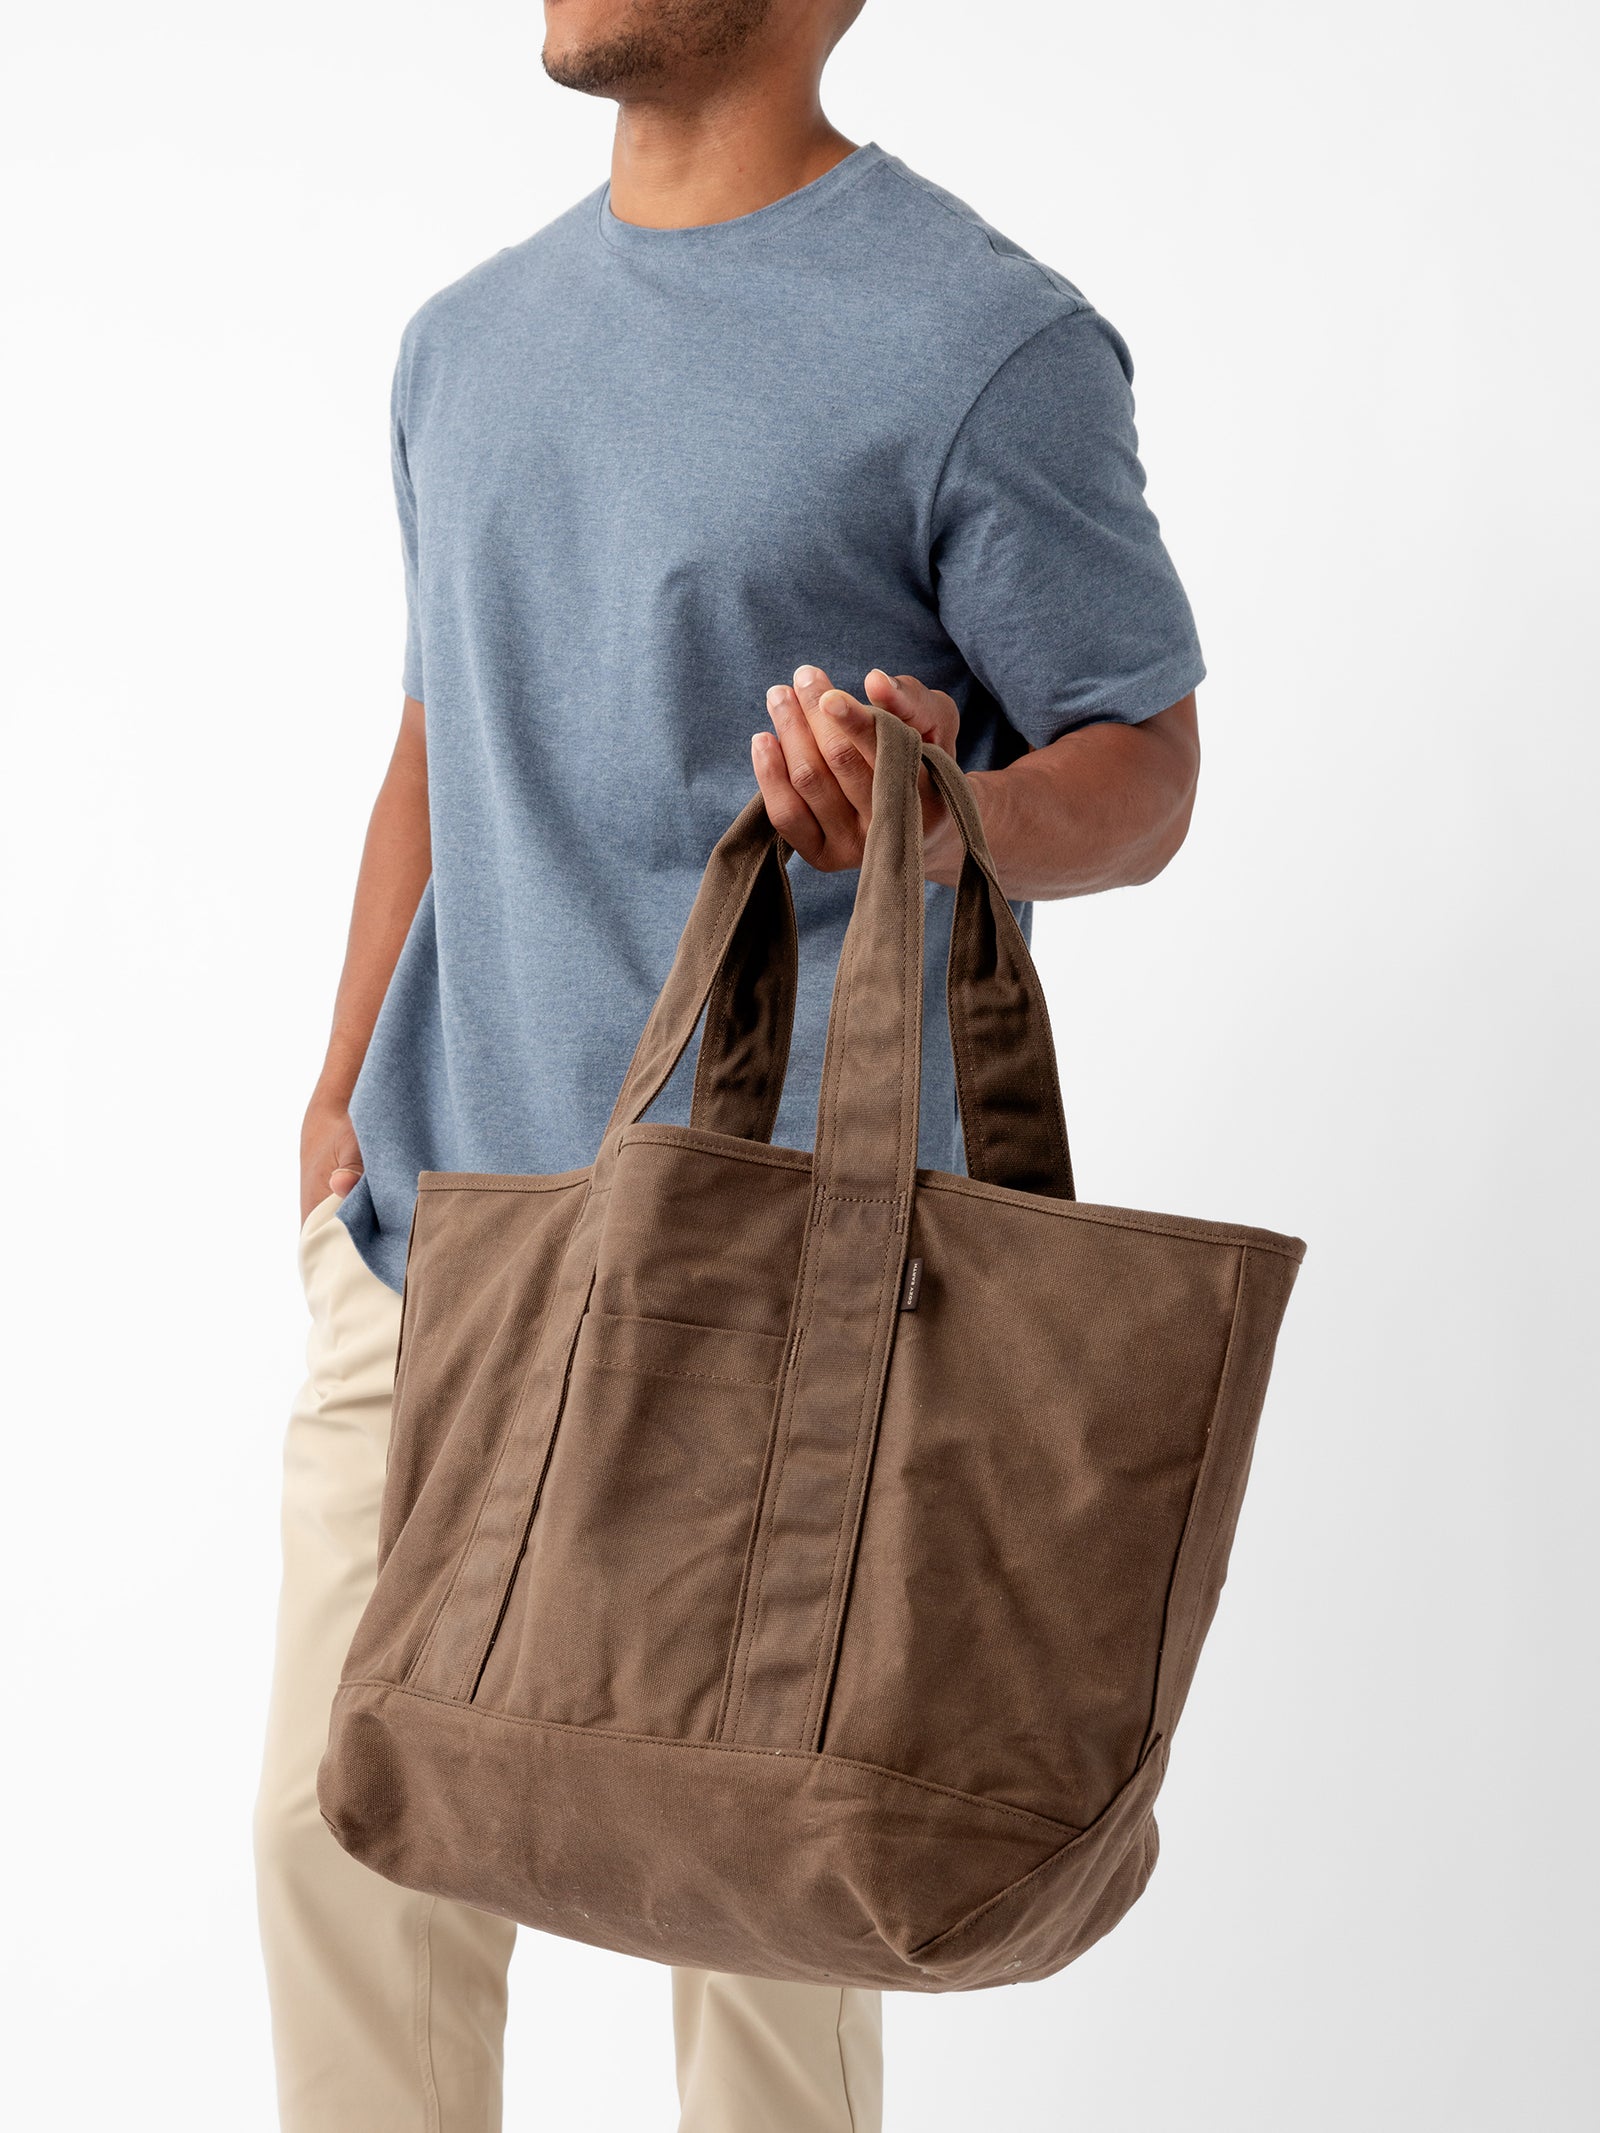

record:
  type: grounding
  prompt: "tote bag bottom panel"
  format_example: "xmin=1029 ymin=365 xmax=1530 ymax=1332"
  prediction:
xmin=317 ymin=1679 xmax=1164 ymax=1992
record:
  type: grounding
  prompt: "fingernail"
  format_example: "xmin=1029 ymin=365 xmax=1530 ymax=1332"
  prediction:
xmin=794 ymin=665 xmax=819 ymax=688
xmin=821 ymin=691 xmax=848 ymax=716
xmin=766 ymin=685 xmax=786 ymax=711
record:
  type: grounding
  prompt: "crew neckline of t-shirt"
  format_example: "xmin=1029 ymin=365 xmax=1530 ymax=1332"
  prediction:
xmin=597 ymin=141 xmax=887 ymax=257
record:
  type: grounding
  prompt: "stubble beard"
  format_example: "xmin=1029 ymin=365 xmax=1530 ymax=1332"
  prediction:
xmin=542 ymin=0 xmax=777 ymax=96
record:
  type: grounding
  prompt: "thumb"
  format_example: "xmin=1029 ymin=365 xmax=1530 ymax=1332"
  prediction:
xmin=863 ymin=669 xmax=938 ymax=739
xmin=329 ymin=1124 xmax=364 ymax=1196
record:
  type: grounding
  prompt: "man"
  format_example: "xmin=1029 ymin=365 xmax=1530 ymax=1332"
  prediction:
xmin=253 ymin=1 xmax=1205 ymax=2127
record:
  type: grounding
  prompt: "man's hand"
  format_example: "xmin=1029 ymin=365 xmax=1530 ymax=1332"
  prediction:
xmin=753 ymin=665 xmax=966 ymax=883
xmin=754 ymin=668 xmax=1200 ymax=902
xmin=301 ymin=1088 xmax=365 ymax=1223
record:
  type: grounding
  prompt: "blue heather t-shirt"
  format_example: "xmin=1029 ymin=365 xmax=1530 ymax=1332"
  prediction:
xmin=339 ymin=144 xmax=1205 ymax=1291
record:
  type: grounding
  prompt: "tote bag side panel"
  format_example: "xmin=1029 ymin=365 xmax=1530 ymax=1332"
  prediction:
xmin=1147 ymin=1240 xmax=1304 ymax=1748
xmin=819 ymin=1182 xmax=1243 ymax=1831
xmin=335 ymin=1176 xmax=591 ymax=1690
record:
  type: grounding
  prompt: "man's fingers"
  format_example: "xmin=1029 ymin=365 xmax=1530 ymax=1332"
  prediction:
xmin=814 ymin=690 xmax=876 ymax=814
xmin=328 ymin=1165 xmax=363 ymax=1196
xmin=752 ymin=732 xmax=826 ymax=866
xmin=864 ymin=667 xmax=946 ymax=741
xmin=790 ymin=664 xmax=836 ymax=717
xmin=766 ymin=682 xmax=858 ymax=847
xmin=863 ymin=667 xmax=919 ymax=719
xmin=793 ymin=663 xmax=875 ymax=818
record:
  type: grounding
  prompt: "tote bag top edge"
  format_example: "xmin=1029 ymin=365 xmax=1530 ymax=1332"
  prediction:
xmin=416 ymin=1132 xmax=1304 ymax=1263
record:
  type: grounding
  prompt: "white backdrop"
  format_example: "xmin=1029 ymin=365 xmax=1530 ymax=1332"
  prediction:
xmin=2 ymin=3 xmax=1595 ymax=2127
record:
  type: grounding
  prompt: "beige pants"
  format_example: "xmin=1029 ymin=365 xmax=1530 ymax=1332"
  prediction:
xmin=255 ymin=1194 xmax=882 ymax=2133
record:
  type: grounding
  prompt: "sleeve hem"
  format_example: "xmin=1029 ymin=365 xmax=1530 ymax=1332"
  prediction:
xmin=1020 ymin=652 xmax=1205 ymax=743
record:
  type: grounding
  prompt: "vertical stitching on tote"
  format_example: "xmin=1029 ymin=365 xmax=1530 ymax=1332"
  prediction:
xmin=723 ymin=961 xmax=849 ymax=1741
xmin=799 ymin=1216 xmax=898 ymax=1746
xmin=722 ymin=787 xmax=869 ymax=1742
xmin=1144 ymin=1244 xmax=1254 ymax=1752
xmin=798 ymin=781 xmax=916 ymax=1745
xmin=1172 ymin=1248 xmax=1280 ymax=1696
xmin=721 ymin=725 xmax=919 ymax=1747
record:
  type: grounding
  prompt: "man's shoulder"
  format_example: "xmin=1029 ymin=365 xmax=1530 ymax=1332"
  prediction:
xmin=869 ymin=155 xmax=1087 ymax=304
xmin=397 ymin=188 xmax=604 ymax=361
xmin=840 ymin=151 xmax=1102 ymax=391
xmin=873 ymin=157 xmax=1086 ymax=303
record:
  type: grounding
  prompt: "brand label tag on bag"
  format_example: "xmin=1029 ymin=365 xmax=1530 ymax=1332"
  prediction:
xmin=899 ymin=1258 xmax=924 ymax=1312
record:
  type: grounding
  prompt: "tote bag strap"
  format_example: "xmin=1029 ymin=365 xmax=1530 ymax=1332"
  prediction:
xmin=718 ymin=715 xmax=1073 ymax=1752
xmin=597 ymin=795 xmax=795 ymax=1164
xmin=924 ymin=739 xmax=1074 ymax=1199
xmin=806 ymin=709 xmax=1072 ymax=1204
xmin=601 ymin=710 xmax=1072 ymax=1197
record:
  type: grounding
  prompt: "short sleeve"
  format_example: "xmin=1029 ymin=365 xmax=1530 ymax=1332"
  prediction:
xmin=391 ymin=342 xmax=425 ymax=702
xmin=931 ymin=308 xmax=1204 ymax=744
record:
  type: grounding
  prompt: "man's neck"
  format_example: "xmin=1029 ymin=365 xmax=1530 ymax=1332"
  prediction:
xmin=608 ymin=86 xmax=857 ymax=230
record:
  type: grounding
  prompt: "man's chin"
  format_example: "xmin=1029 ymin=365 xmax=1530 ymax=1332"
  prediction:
xmin=541 ymin=35 xmax=653 ymax=97
xmin=541 ymin=0 xmax=775 ymax=97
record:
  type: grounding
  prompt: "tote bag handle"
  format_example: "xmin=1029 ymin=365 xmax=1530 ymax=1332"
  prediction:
xmin=602 ymin=708 xmax=1073 ymax=1201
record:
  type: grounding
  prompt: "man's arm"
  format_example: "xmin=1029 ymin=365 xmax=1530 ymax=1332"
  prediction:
xmin=300 ymin=695 xmax=431 ymax=1221
xmin=753 ymin=666 xmax=1199 ymax=899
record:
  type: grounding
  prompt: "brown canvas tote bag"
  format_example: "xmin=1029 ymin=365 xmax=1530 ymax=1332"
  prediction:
xmin=319 ymin=708 xmax=1306 ymax=1992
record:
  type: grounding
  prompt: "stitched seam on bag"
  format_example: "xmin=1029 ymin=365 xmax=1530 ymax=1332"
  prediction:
xmin=916 ymin=1174 xmax=1306 ymax=1258
xmin=415 ymin=1171 xmax=593 ymax=1194
xmin=947 ymin=857 xmax=992 ymax=1182
xmin=610 ymin=844 xmax=753 ymax=1132
xmin=1165 ymin=1248 xmax=1282 ymax=1719
xmin=722 ymin=820 xmax=867 ymax=1742
xmin=1140 ymin=1245 xmax=1246 ymax=1755
xmin=692 ymin=908 xmax=742 ymax=1125
xmin=799 ymin=1211 xmax=899 ymax=1747
xmin=648 ymin=831 xmax=822 ymax=1746
xmin=724 ymin=1171 xmax=827 ymax=1740
xmin=453 ymin=1240 xmax=601 ymax=1699
xmin=905 ymin=1735 xmax=1165 ymax=1962
xmin=618 ymin=1126 xmax=812 ymax=1173
xmin=582 ymin=1359 xmax=779 ymax=1389
xmin=600 ymin=1134 xmax=1299 ymax=1259
xmin=799 ymin=796 xmax=917 ymax=1747
xmin=335 ymin=1679 xmax=1082 ymax=1834
xmin=927 ymin=748 xmax=1070 ymax=1194
xmin=713 ymin=1353 xmax=797 ymax=1740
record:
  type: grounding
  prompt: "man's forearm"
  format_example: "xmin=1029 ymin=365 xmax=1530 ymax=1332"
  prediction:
xmin=314 ymin=695 xmax=432 ymax=1105
xmin=940 ymin=694 xmax=1200 ymax=901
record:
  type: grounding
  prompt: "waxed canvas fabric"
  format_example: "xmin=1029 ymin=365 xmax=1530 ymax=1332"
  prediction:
xmin=318 ymin=712 xmax=1306 ymax=1991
